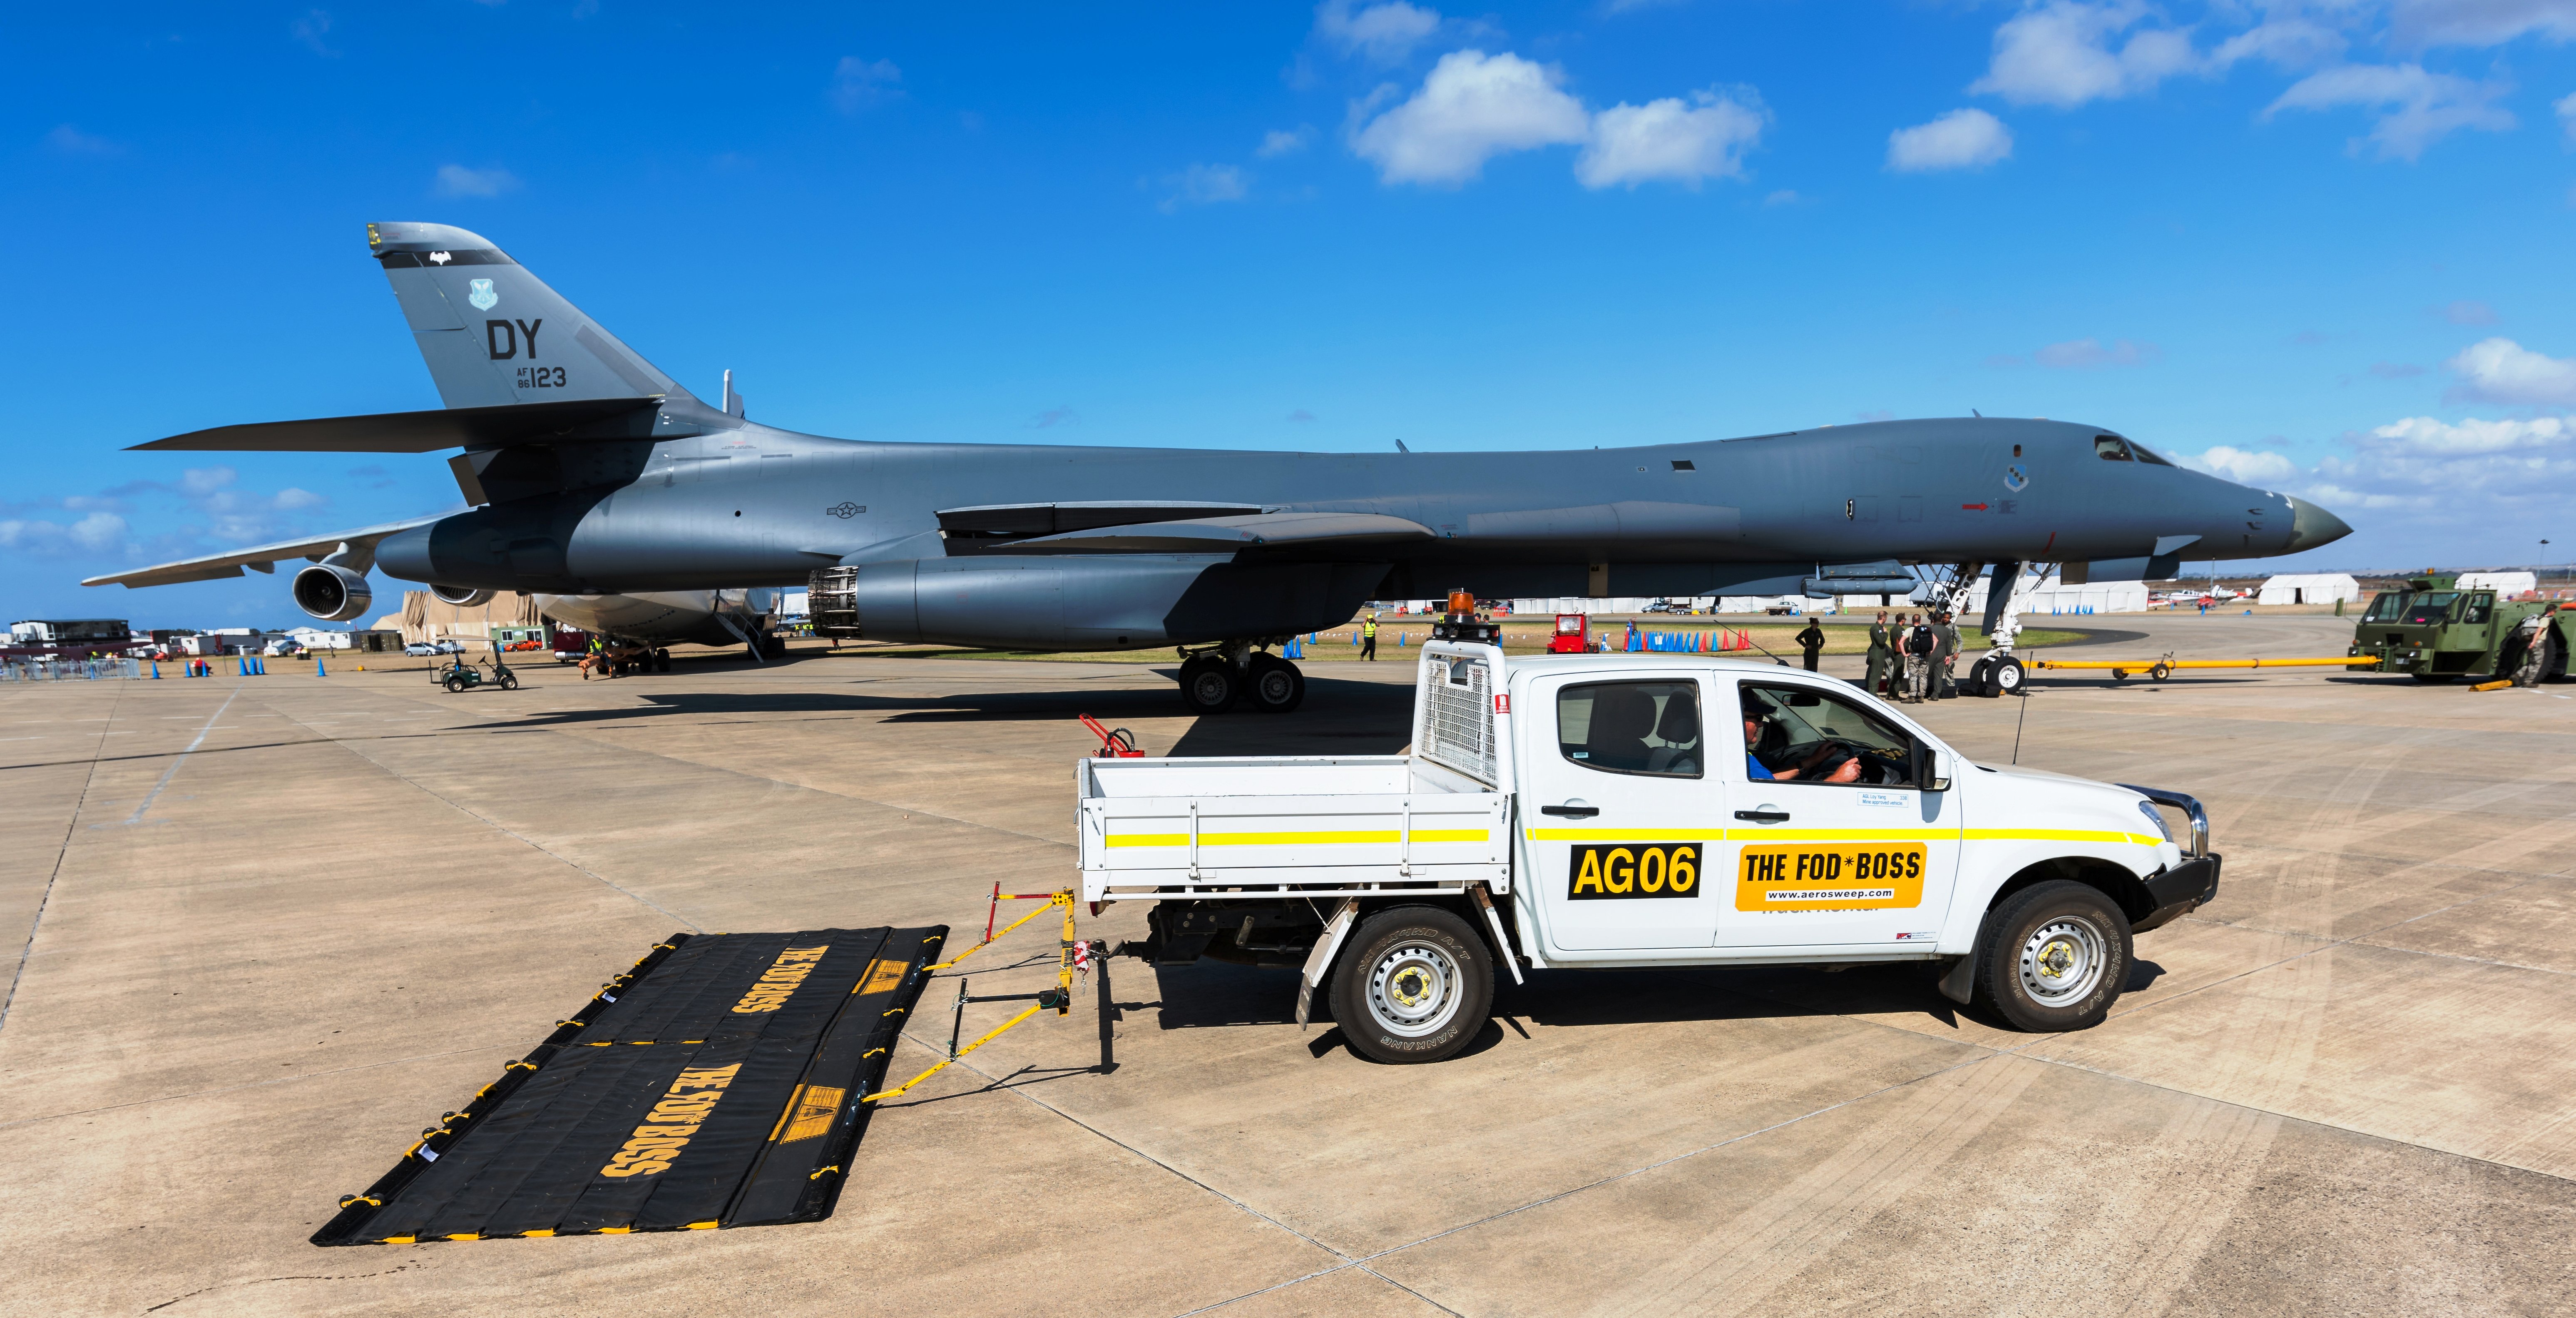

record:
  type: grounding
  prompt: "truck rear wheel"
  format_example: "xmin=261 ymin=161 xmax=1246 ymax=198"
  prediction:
xmin=1329 ymin=906 xmax=1492 ymax=1064
xmin=1973 ymin=880 xmax=2131 ymax=1031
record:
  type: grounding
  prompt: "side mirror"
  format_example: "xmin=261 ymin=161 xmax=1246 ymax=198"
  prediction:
xmin=1915 ymin=744 xmax=1952 ymax=792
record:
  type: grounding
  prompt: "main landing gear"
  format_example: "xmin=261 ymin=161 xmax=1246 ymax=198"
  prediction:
xmin=1177 ymin=641 xmax=1305 ymax=715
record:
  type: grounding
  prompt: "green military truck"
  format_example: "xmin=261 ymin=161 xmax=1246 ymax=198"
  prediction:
xmin=2349 ymin=574 xmax=2572 ymax=685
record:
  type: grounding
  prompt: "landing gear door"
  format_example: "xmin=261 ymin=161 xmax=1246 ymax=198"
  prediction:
xmin=1716 ymin=677 xmax=1963 ymax=949
xmin=1520 ymin=673 xmax=1726 ymax=952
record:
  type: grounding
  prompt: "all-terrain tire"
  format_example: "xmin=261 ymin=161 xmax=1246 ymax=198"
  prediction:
xmin=1328 ymin=906 xmax=1494 ymax=1064
xmin=1972 ymin=879 xmax=2131 ymax=1032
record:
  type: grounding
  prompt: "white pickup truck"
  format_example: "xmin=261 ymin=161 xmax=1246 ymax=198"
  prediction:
xmin=1079 ymin=641 xmax=2220 ymax=1064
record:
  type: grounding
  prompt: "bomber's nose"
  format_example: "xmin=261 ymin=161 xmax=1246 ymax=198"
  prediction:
xmin=2283 ymin=496 xmax=2352 ymax=553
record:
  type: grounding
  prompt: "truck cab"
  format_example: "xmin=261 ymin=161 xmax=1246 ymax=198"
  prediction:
xmin=2350 ymin=575 xmax=2570 ymax=683
xmin=1080 ymin=643 xmax=2222 ymax=1063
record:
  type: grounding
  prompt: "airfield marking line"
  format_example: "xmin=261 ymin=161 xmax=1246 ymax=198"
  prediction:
xmin=119 ymin=686 xmax=240 ymax=826
xmin=0 ymin=684 xmax=126 ymax=1036
xmin=0 ymin=1044 xmax=507 ymax=1132
xmin=259 ymin=696 xmax=705 ymax=934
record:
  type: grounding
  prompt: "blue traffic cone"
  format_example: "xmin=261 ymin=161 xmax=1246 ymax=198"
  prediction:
xmin=316 ymin=659 xmax=326 ymax=676
xmin=150 ymin=661 xmax=160 ymax=679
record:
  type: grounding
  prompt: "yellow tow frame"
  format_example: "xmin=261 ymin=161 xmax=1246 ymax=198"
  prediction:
xmin=863 ymin=888 xmax=1079 ymax=1105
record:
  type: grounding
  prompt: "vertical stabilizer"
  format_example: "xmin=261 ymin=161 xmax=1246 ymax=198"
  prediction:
xmin=367 ymin=222 xmax=699 ymax=411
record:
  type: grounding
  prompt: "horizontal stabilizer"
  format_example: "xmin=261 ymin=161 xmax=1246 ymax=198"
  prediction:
xmin=81 ymin=514 xmax=443 ymax=589
xmin=987 ymin=511 xmax=1435 ymax=554
xmin=130 ymin=397 xmax=663 ymax=453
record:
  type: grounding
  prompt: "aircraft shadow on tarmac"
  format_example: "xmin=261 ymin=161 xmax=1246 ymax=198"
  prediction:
xmin=495 ymin=672 xmax=1421 ymax=756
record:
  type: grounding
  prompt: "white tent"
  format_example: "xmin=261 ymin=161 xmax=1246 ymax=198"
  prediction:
xmin=2458 ymin=571 xmax=2539 ymax=597
xmin=1955 ymin=573 xmax=2149 ymax=617
xmin=2256 ymin=573 xmax=2360 ymax=605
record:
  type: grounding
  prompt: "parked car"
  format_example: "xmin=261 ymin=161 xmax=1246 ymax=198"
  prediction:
xmin=403 ymin=640 xmax=463 ymax=657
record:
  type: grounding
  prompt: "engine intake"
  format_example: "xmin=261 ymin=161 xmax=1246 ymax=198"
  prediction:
xmin=293 ymin=565 xmax=374 ymax=622
xmin=430 ymin=584 xmax=496 ymax=607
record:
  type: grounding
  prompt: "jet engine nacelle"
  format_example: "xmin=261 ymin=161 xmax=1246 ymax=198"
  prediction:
xmin=430 ymin=584 xmax=497 ymax=608
xmin=292 ymin=564 xmax=374 ymax=623
xmin=817 ymin=556 xmax=1385 ymax=649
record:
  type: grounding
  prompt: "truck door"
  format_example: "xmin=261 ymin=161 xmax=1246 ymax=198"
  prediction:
xmin=1714 ymin=677 xmax=1962 ymax=949
xmin=1521 ymin=673 xmax=1726 ymax=951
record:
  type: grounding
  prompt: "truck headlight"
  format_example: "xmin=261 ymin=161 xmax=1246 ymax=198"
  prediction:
xmin=2136 ymin=800 xmax=2173 ymax=844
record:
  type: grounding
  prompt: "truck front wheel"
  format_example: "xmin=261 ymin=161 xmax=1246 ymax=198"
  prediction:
xmin=1974 ymin=880 xmax=2131 ymax=1031
xmin=1330 ymin=906 xmax=1493 ymax=1064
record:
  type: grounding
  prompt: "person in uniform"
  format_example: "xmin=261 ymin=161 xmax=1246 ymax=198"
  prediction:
xmin=1795 ymin=618 xmax=1826 ymax=672
xmin=1865 ymin=610 xmax=1893 ymax=695
xmin=1934 ymin=611 xmax=1964 ymax=699
xmin=1903 ymin=614 xmax=1935 ymax=702
xmin=1360 ymin=613 xmax=1378 ymax=661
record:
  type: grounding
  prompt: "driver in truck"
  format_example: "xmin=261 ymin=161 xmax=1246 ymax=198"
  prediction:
xmin=1742 ymin=700 xmax=1865 ymax=783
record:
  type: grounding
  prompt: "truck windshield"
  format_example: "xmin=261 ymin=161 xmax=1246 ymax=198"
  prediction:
xmin=1559 ymin=680 xmax=1702 ymax=777
xmin=2361 ymin=592 xmax=2407 ymax=623
xmin=2399 ymin=593 xmax=2459 ymax=625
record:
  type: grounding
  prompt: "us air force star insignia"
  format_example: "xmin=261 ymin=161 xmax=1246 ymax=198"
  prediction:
xmin=826 ymin=502 xmax=863 ymax=519
xmin=428 ymin=251 xmax=452 ymax=265
xmin=2004 ymin=463 xmax=2029 ymax=493
xmin=467 ymin=278 xmax=498 ymax=311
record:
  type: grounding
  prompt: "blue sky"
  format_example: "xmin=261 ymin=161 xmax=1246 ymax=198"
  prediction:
xmin=7 ymin=1 xmax=2575 ymax=625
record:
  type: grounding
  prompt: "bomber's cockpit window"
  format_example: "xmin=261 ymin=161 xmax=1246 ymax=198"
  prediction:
xmin=2398 ymin=592 xmax=2459 ymax=626
xmin=2130 ymin=443 xmax=2176 ymax=467
xmin=2094 ymin=435 xmax=2134 ymax=461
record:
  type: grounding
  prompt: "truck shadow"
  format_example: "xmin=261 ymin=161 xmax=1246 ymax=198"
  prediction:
xmin=1139 ymin=956 xmax=2172 ymax=1053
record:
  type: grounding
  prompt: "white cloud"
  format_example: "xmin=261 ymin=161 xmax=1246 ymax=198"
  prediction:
xmin=433 ymin=164 xmax=520 ymax=198
xmin=1970 ymin=1 xmax=2202 ymax=109
xmin=2390 ymin=0 xmax=2576 ymax=48
xmin=1350 ymin=50 xmax=1590 ymax=186
xmin=1576 ymin=90 xmax=1766 ymax=189
xmin=0 ymin=512 xmax=127 ymax=557
xmin=1158 ymin=163 xmax=1251 ymax=212
xmin=2559 ymin=90 xmax=2576 ymax=142
xmin=2209 ymin=18 xmax=2348 ymax=72
xmin=2186 ymin=445 xmax=2303 ymax=483
xmin=1886 ymin=108 xmax=2014 ymax=172
xmin=1258 ymin=127 xmax=1316 ymax=157
xmin=2444 ymin=337 xmax=2576 ymax=406
xmin=2264 ymin=63 xmax=2514 ymax=161
xmin=1991 ymin=337 xmax=2161 ymax=368
xmin=2369 ymin=414 xmax=2571 ymax=455
xmin=830 ymin=57 xmax=902 ymax=113
xmin=1315 ymin=0 xmax=1442 ymax=65
xmin=45 ymin=124 xmax=118 ymax=155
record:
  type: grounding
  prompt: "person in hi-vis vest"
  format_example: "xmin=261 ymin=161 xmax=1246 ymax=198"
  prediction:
xmin=1360 ymin=614 xmax=1378 ymax=660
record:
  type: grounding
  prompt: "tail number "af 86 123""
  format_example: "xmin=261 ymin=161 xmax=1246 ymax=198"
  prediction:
xmin=1737 ymin=843 xmax=1925 ymax=911
xmin=1567 ymin=843 xmax=1700 ymax=900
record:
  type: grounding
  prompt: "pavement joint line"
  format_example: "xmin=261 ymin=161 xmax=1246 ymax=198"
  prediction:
xmin=0 ymin=1044 xmax=509 ymax=1132
xmin=257 ymin=696 xmax=706 ymax=934
xmin=118 ymin=687 xmax=240 ymax=827
xmin=874 ymin=1029 xmax=1442 ymax=1313
xmin=0 ymin=683 xmax=126 ymax=1036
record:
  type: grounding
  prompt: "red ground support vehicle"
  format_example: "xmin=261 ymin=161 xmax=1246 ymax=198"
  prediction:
xmin=550 ymin=628 xmax=594 ymax=664
xmin=1547 ymin=613 xmax=1592 ymax=654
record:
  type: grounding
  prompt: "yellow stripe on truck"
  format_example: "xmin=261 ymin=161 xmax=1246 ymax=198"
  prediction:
xmin=1104 ymin=829 xmax=1490 ymax=848
xmin=1524 ymin=827 xmax=2161 ymax=845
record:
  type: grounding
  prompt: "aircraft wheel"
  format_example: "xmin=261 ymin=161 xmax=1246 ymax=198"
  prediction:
xmin=654 ymin=648 xmax=672 ymax=673
xmin=1247 ymin=654 xmax=1305 ymax=713
xmin=1178 ymin=656 xmax=1239 ymax=715
xmin=1991 ymin=656 xmax=2025 ymax=696
xmin=1967 ymin=658 xmax=1994 ymax=698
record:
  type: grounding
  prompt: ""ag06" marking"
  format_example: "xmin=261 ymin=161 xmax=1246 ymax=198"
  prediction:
xmin=1568 ymin=843 xmax=1700 ymax=900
